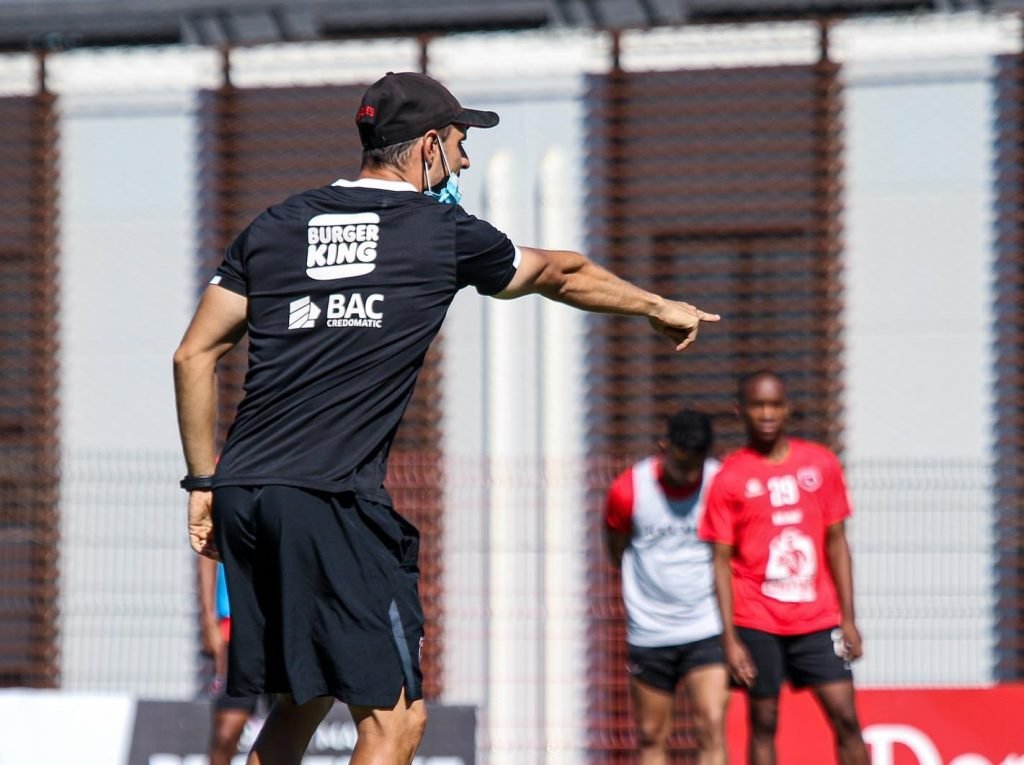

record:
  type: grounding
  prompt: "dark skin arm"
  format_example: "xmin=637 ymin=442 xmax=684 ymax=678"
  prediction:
xmin=825 ymin=520 xmax=862 ymax=660
xmin=605 ymin=529 xmax=629 ymax=568
xmin=196 ymin=556 xmax=227 ymax=676
xmin=711 ymin=542 xmax=757 ymax=687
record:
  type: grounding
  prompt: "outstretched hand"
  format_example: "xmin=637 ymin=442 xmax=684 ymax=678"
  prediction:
xmin=188 ymin=490 xmax=219 ymax=560
xmin=649 ymin=300 xmax=720 ymax=351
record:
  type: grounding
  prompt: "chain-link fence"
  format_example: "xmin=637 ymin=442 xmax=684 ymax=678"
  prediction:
xmin=54 ymin=449 xmax=995 ymax=759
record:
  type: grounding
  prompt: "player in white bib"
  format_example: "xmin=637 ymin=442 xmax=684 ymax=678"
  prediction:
xmin=605 ymin=409 xmax=729 ymax=765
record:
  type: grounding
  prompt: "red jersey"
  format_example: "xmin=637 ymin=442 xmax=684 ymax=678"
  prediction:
xmin=698 ymin=438 xmax=851 ymax=635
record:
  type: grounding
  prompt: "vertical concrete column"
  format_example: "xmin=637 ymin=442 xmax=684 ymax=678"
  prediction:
xmin=484 ymin=150 xmax=546 ymax=763
xmin=539 ymin=147 xmax=587 ymax=763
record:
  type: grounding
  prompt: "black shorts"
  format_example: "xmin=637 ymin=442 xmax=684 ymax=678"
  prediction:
xmin=737 ymin=626 xmax=853 ymax=698
xmin=207 ymin=670 xmax=269 ymax=714
xmin=213 ymin=485 xmax=424 ymax=708
xmin=626 ymin=635 xmax=725 ymax=692
xmin=200 ymin=653 xmax=272 ymax=714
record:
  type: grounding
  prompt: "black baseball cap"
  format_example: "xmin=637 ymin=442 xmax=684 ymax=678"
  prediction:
xmin=356 ymin=72 xmax=500 ymax=150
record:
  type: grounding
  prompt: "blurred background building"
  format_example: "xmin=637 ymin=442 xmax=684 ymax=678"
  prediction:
xmin=0 ymin=0 xmax=1020 ymax=762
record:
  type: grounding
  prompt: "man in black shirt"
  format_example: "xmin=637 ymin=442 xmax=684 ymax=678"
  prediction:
xmin=174 ymin=71 xmax=719 ymax=765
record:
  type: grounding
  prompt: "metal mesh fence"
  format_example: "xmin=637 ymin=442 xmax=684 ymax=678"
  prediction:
xmin=584 ymin=58 xmax=844 ymax=456
xmin=54 ymin=450 xmax=994 ymax=758
xmin=60 ymin=450 xmax=192 ymax=697
xmin=58 ymin=449 xmax=448 ymax=699
xmin=846 ymin=460 xmax=995 ymax=687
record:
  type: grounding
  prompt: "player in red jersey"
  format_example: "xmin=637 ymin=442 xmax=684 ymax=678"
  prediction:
xmin=699 ymin=370 xmax=868 ymax=765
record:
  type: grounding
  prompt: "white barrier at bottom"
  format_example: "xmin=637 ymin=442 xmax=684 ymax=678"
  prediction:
xmin=0 ymin=690 xmax=475 ymax=765
xmin=0 ymin=689 xmax=136 ymax=765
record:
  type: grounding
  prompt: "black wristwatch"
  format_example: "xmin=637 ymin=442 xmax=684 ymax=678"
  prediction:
xmin=179 ymin=474 xmax=215 ymax=492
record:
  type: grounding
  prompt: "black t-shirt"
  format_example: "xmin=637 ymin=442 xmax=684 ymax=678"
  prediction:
xmin=211 ymin=178 xmax=518 ymax=499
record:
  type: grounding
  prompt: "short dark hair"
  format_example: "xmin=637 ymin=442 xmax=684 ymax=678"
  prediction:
xmin=361 ymin=136 xmax=420 ymax=172
xmin=737 ymin=369 xmax=785 ymax=403
xmin=665 ymin=409 xmax=713 ymax=453
xmin=360 ymin=125 xmax=452 ymax=172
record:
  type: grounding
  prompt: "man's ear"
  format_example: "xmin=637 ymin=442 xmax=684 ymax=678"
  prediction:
xmin=421 ymin=131 xmax=439 ymax=164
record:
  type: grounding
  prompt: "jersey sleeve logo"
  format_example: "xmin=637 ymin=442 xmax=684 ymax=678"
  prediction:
xmin=797 ymin=466 xmax=823 ymax=492
xmin=744 ymin=478 xmax=765 ymax=498
xmin=307 ymin=213 xmax=380 ymax=280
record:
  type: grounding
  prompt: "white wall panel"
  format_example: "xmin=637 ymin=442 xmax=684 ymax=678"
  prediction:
xmin=57 ymin=52 xmax=200 ymax=696
xmin=840 ymin=29 xmax=997 ymax=683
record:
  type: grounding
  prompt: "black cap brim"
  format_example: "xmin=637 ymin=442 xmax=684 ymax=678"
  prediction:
xmin=455 ymin=107 xmax=499 ymax=129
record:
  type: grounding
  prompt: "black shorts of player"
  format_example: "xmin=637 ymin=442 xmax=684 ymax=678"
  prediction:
xmin=626 ymin=634 xmax=726 ymax=692
xmin=205 ymin=666 xmax=272 ymax=715
xmin=737 ymin=626 xmax=853 ymax=699
xmin=213 ymin=485 xmax=424 ymax=708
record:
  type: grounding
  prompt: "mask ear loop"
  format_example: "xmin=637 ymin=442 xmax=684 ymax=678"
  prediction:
xmin=436 ymin=137 xmax=454 ymax=178
xmin=422 ymin=136 xmax=434 ymax=192
xmin=423 ymin=136 xmax=450 ymax=192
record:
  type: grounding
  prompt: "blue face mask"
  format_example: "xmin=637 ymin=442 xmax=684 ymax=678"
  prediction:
xmin=423 ymin=140 xmax=462 ymax=206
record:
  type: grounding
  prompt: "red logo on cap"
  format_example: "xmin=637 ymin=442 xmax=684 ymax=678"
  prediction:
xmin=356 ymin=105 xmax=376 ymax=121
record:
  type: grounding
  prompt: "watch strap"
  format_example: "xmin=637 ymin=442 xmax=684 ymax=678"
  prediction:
xmin=179 ymin=474 xmax=215 ymax=492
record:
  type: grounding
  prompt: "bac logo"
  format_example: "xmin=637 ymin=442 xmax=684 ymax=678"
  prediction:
xmin=307 ymin=213 xmax=380 ymax=281
xmin=288 ymin=296 xmax=321 ymax=330
xmin=286 ymin=294 xmax=385 ymax=330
